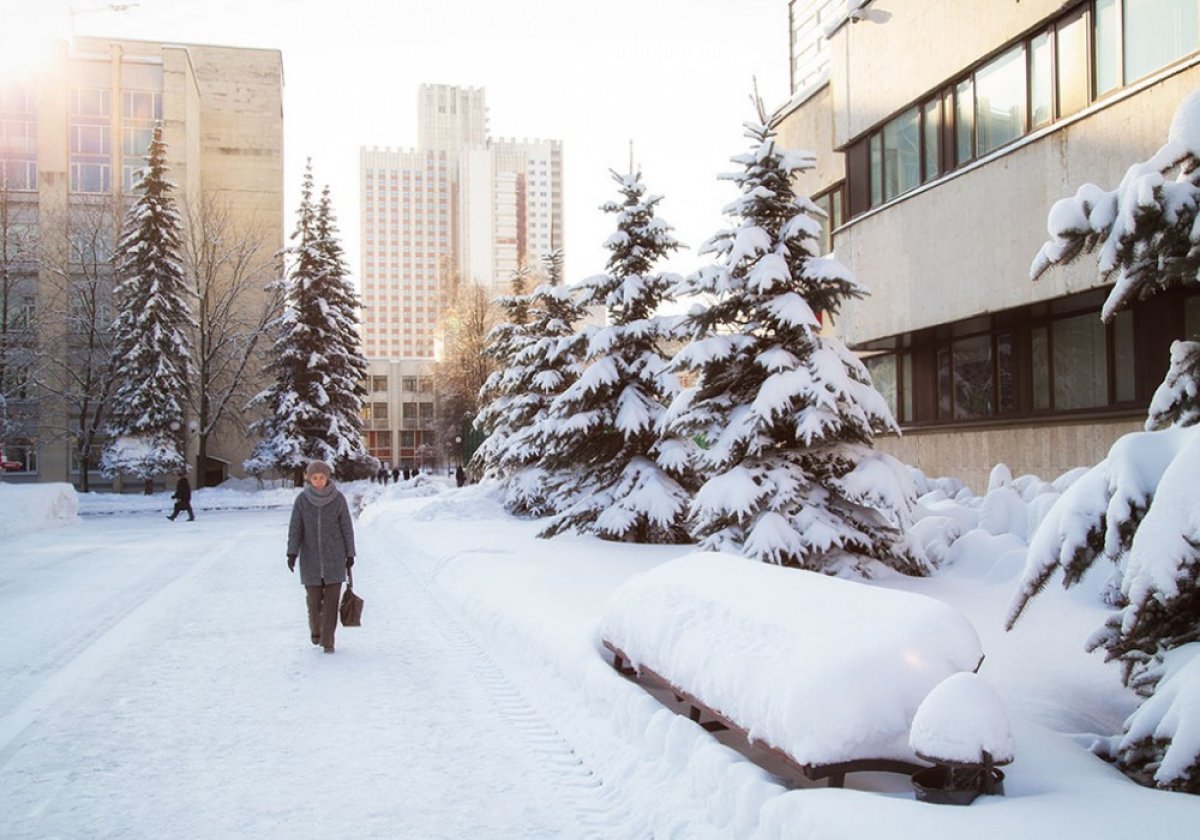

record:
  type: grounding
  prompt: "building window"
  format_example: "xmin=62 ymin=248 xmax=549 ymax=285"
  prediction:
xmin=1058 ymin=8 xmax=1091 ymax=117
xmin=70 ymin=86 xmax=112 ymax=194
xmin=371 ymin=375 xmax=388 ymax=392
xmin=0 ymin=83 xmax=37 ymax=191
xmin=1029 ymin=30 xmax=1054 ymax=128
xmin=863 ymin=288 xmax=1181 ymax=428
xmin=1094 ymin=0 xmax=1122 ymax=95
xmin=921 ymin=99 xmax=941 ymax=180
xmin=954 ymin=78 xmax=974 ymax=166
xmin=2 ymin=441 xmax=36 ymax=473
xmin=1124 ymin=0 xmax=1199 ymax=83
xmin=846 ymin=0 xmax=1200 ymax=218
xmin=814 ymin=185 xmax=844 ymax=254
xmin=881 ymin=106 xmax=920 ymax=201
xmin=974 ymin=45 xmax=1026 ymax=156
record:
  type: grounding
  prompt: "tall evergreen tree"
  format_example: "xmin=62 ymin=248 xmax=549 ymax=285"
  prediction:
xmin=313 ymin=185 xmax=371 ymax=475
xmin=502 ymin=250 xmax=589 ymax=515
xmin=472 ymin=265 xmax=536 ymax=481
xmin=101 ymin=124 xmax=196 ymax=493
xmin=246 ymin=162 xmax=371 ymax=483
xmin=661 ymin=101 xmax=921 ymax=575
xmin=538 ymin=170 xmax=690 ymax=543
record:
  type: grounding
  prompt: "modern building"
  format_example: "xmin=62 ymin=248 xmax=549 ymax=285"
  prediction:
xmin=779 ymin=0 xmax=1200 ymax=491
xmin=0 ymin=36 xmax=284 ymax=487
xmin=358 ymin=84 xmax=563 ymax=469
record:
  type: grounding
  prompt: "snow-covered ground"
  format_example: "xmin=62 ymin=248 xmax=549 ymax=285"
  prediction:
xmin=1 ymin=476 xmax=1198 ymax=837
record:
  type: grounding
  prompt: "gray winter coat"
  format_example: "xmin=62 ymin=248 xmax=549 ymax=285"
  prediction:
xmin=287 ymin=484 xmax=356 ymax=586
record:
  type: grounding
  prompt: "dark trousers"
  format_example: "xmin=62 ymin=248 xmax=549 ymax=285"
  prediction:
xmin=305 ymin=582 xmax=342 ymax=649
xmin=168 ymin=500 xmax=194 ymax=520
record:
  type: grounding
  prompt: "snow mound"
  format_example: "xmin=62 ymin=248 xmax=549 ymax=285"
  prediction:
xmin=0 ymin=482 xmax=80 ymax=538
xmin=910 ymin=672 xmax=1015 ymax=765
xmin=600 ymin=551 xmax=983 ymax=767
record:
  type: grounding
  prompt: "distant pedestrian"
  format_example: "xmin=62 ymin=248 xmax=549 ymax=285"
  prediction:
xmin=455 ymin=465 xmax=466 ymax=487
xmin=377 ymin=466 xmax=388 ymax=484
xmin=403 ymin=467 xmax=411 ymax=481
xmin=167 ymin=470 xmax=194 ymax=521
xmin=391 ymin=466 xmax=400 ymax=483
xmin=287 ymin=460 xmax=356 ymax=654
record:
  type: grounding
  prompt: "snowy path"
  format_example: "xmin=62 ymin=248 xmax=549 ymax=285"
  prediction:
xmin=0 ymin=508 xmax=612 ymax=839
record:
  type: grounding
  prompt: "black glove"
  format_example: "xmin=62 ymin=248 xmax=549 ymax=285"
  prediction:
xmin=287 ymin=555 xmax=296 ymax=572
xmin=346 ymin=557 xmax=355 ymax=569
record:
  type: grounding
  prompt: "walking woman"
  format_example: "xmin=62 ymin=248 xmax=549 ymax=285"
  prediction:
xmin=287 ymin=460 xmax=356 ymax=653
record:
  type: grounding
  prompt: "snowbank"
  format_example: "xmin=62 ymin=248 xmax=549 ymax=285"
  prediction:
xmin=600 ymin=550 xmax=983 ymax=768
xmin=0 ymin=482 xmax=79 ymax=539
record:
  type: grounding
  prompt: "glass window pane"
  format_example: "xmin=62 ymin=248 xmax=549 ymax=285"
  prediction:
xmin=1185 ymin=294 xmax=1200 ymax=338
xmin=953 ymin=335 xmax=994 ymax=419
xmin=938 ymin=347 xmax=952 ymax=418
xmin=1124 ymin=0 xmax=1200 ymax=82
xmin=955 ymin=78 xmax=974 ymax=165
xmin=883 ymin=106 xmax=920 ymax=200
xmin=975 ymin=45 xmax=1027 ymax=155
xmin=1113 ymin=310 xmax=1135 ymax=402
xmin=1095 ymin=0 xmax=1121 ymax=96
xmin=866 ymin=354 xmax=898 ymax=420
xmin=1032 ymin=326 xmax=1050 ymax=410
xmin=1053 ymin=313 xmax=1108 ymax=409
xmin=1030 ymin=31 xmax=1053 ymax=127
xmin=902 ymin=351 xmax=914 ymax=422
xmin=1058 ymin=10 xmax=1090 ymax=117
xmin=922 ymin=99 xmax=940 ymax=180
xmin=997 ymin=333 xmax=1016 ymax=413
xmin=870 ymin=132 xmax=883 ymax=207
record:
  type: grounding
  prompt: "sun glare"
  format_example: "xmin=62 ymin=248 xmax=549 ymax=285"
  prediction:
xmin=0 ymin=6 xmax=64 ymax=81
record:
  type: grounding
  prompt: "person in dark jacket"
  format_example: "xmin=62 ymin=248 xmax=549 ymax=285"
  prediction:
xmin=287 ymin=460 xmax=356 ymax=654
xmin=167 ymin=471 xmax=194 ymax=521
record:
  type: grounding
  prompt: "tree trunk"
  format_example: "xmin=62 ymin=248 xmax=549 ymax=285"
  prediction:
xmin=196 ymin=433 xmax=208 ymax=489
xmin=143 ymin=477 xmax=153 ymax=495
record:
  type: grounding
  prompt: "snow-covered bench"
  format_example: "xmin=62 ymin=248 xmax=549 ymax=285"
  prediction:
xmin=599 ymin=551 xmax=984 ymax=787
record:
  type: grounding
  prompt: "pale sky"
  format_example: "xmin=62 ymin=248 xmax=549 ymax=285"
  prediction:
xmin=3 ymin=0 xmax=792 ymax=285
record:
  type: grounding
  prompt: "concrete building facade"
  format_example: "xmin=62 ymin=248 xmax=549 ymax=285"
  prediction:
xmin=0 ymin=36 xmax=284 ymax=488
xmin=358 ymin=84 xmax=563 ymax=469
xmin=780 ymin=0 xmax=1200 ymax=490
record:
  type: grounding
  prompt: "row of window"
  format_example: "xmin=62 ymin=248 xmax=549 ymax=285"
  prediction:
xmin=847 ymin=0 xmax=1200 ymax=217
xmin=862 ymin=287 xmax=1197 ymax=427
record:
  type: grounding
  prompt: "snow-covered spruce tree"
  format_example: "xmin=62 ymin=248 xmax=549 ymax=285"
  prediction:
xmin=312 ymin=185 xmax=371 ymax=477
xmin=1009 ymin=91 xmax=1200 ymax=794
xmin=1032 ymin=88 xmax=1200 ymax=431
xmin=246 ymin=162 xmax=373 ymax=484
xmin=503 ymin=251 xmax=589 ymax=516
xmin=101 ymin=124 xmax=196 ymax=493
xmin=660 ymin=101 xmax=921 ymax=575
xmin=538 ymin=170 xmax=691 ymax=543
xmin=471 ymin=265 xmax=535 ymax=482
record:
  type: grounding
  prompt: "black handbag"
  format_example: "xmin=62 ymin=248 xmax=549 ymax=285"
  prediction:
xmin=340 ymin=568 xmax=364 ymax=627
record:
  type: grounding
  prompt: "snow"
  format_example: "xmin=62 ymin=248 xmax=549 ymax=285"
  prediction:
xmin=0 ymin=482 xmax=79 ymax=539
xmin=599 ymin=551 xmax=983 ymax=767
xmin=910 ymin=673 xmax=1015 ymax=765
xmin=1 ymin=475 xmax=1199 ymax=836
